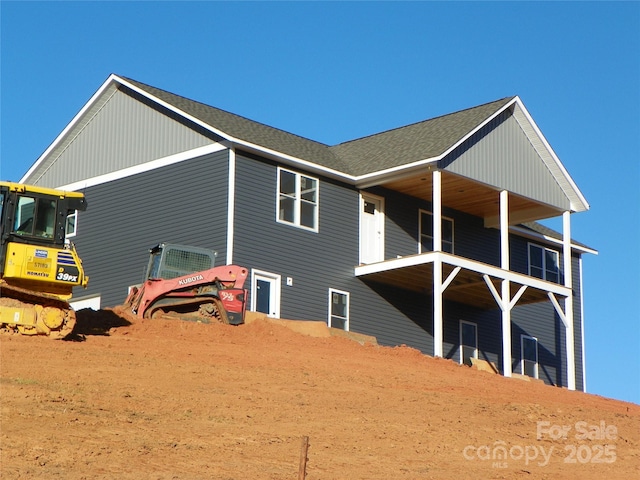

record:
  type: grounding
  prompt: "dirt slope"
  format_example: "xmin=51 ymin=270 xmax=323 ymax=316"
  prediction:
xmin=1 ymin=308 xmax=638 ymax=479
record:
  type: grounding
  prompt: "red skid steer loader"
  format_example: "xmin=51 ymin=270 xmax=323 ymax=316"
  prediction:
xmin=124 ymin=243 xmax=248 ymax=325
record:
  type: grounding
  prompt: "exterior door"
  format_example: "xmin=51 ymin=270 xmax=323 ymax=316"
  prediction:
xmin=251 ymin=270 xmax=281 ymax=318
xmin=460 ymin=320 xmax=478 ymax=366
xmin=521 ymin=335 xmax=539 ymax=378
xmin=359 ymin=193 xmax=384 ymax=264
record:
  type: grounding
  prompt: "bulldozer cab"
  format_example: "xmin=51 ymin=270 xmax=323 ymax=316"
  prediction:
xmin=144 ymin=243 xmax=218 ymax=281
xmin=0 ymin=182 xmax=87 ymax=274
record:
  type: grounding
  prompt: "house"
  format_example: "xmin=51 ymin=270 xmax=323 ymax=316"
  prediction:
xmin=20 ymin=74 xmax=596 ymax=391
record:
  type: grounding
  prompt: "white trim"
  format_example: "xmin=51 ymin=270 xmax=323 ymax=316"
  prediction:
xmin=276 ymin=167 xmax=319 ymax=232
xmin=226 ymin=148 xmax=236 ymax=265
xmin=70 ymin=294 xmax=101 ymax=311
xmin=520 ymin=334 xmax=539 ymax=379
xmin=56 ymin=144 xmax=226 ymax=191
xmin=250 ymin=269 xmax=281 ymax=318
xmin=328 ymin=288 xmax=350 ymax=331
xmin=355 ymin=251 xmax=571 ymax=297
xmin=459 ymin=320 xmax=478 ymax=365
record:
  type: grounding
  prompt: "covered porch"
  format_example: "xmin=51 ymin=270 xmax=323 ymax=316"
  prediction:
xmin=356 ymin=169 xmax=580 ymax=390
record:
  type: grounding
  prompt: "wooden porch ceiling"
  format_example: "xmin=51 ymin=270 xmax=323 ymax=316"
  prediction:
xmin=382 ymin=170 xmax=562 ymax=226
xmin=359 ymin=262 xmax=552 ymax=310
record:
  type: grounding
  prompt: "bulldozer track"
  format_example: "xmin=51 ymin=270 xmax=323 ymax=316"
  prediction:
xmin=0 ymin=283 xmax=76 ymax=339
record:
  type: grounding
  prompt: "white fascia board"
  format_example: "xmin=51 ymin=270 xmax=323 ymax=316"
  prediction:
xmin=20 ymin=74 xmax=121 ymax=183
xmin=510 ymin=225 xmax=598 ymax=255
xmin=512 ymin=98 xmax=590 ymax=212
xmin=56 ymin=144 xmax=226 ymax=191
xmin=354 ymin=251 xmax=570 ymax=297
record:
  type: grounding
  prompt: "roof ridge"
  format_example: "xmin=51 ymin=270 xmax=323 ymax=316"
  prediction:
xmin=332 ymin=96 xmax=516 ymax=147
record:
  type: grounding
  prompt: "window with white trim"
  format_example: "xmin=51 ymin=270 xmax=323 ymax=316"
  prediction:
xmin=328 ymin=289 xmax=349 ymax=331
xmin=528 ymin=243 xmax=559 ymax=283
xmin=65 ymin=210 xmax=78 ymax=238
xmin=521 ymin=335 xmax=539 ymax=379
xmin=277 ymin=168 xmax=318 ymax=231
xmin=419 ymin=210 xmax=454 ymax=254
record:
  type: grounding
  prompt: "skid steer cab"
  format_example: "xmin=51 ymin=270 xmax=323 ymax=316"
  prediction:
xmin=124 ymin=243 xmax=249 ymax=325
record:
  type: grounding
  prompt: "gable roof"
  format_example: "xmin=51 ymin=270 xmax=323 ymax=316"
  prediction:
xmin=329 ymin=97 xmax=515 ymax=176
xmin=20 ymin=74 xmax=589 ymax=212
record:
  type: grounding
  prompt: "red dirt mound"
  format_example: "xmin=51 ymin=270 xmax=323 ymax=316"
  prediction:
xmin=1 ymin=309 xmax=638 ymax=479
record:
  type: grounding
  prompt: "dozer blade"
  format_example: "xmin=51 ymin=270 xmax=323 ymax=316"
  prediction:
xmin=0 ymin=283 xmax=76 ymax=339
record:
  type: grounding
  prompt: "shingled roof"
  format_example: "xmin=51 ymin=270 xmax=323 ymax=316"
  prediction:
xmin=329 ymin=97 xmax=515 ymax=176
xmin=121 ymin=76 xmax=514 ymax=178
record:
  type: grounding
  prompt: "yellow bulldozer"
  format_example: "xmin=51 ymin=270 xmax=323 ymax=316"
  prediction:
xmin=0 ymin=181 xmax=88 ymax=338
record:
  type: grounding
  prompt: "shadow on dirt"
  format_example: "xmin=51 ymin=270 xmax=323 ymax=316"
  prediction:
xmin=65 ymin=308 xmax=131 ymax=341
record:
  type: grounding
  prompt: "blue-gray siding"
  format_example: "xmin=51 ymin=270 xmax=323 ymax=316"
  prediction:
xmin=69 ymin=147 xmax=583 ymax=390
xmin=72 ymin=150 xmax=229 ymax=306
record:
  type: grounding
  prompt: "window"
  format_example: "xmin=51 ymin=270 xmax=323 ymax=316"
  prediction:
xmin=459 ymin=320 xmax=478 ymax=366
xmin=65 ymin=210 xmax=78 ymax=238
xmin=419 ymin=210 xmax=454 ymax=254
xmin=528 ymin=244 xmax=559 ymax=283
xmin=277 ymin=168 xmax=318 ymax=231
xmin=521 ymin=335 xmax=539 ymax=379
xmin=328 ymin=289 xmax=349 ymax=331
xmin=13 ymin=196 xmax=57 ymax=239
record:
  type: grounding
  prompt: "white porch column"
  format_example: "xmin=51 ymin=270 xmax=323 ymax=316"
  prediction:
xmin=563 ymin=211 xmax=576 ymax=390
xmin=433 ymin=170 xmax=443 ymax=357
xmin=500 ymin=190 xmax=512 ymax=378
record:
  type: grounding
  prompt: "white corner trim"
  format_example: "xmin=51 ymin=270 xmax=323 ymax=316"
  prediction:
xmin=56 ymin=143 xmax=226 ymax=191
xmin=226 ymin=148 xmax=236 ymax=265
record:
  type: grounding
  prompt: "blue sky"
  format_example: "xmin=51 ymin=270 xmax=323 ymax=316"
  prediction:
xmin=1 ymin=2 xmax=638 ymax=404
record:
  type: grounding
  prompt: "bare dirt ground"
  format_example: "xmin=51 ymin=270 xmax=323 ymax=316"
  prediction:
xmin=1 ymin=308 xmax=638 ymax=479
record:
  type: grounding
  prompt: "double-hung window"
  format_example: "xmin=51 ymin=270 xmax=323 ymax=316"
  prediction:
xmin=277 ymin=168 xmax=318 ymax=231
xmin=419 ymin=210 xmax=454 ymax=254
xmin=528 ymin=243 xmax=559 ymax=283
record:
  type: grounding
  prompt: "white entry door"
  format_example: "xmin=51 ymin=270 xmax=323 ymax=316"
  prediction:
xmin=251 ymin=270 xmax=281 ymax=318
xmin=359 ymin=193 xmax=384 ymax=264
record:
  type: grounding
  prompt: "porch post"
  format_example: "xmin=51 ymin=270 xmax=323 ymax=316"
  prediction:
xmin=563 ymin=211 xmax=576 ymax=390
xmin=433 ymin=170 xmax=443 ymax=357
xmin=500 ymin=190 xmax=512 ymax=378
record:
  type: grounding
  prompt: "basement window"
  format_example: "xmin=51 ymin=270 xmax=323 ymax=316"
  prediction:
xmin=277 ymin=168 xmax=318 ymax=232
xmin=328 ymin=289 xmax=349 ymax=331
